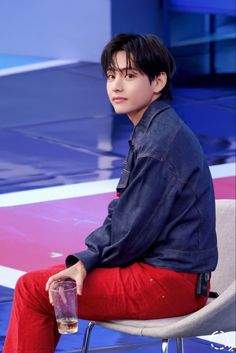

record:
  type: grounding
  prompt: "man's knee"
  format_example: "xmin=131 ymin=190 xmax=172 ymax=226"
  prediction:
xmin=15 ymin=270 xmax=44 ymax=298
xmin=15 ymin=272 xmax=33 ymax=295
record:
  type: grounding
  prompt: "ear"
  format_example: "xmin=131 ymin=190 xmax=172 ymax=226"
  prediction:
xmin=152 ymin=72 xmax=167 ymax=94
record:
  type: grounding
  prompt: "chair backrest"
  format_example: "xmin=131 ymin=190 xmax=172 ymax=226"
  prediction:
xmin=211 ymin=199 xmax=236 ymax=294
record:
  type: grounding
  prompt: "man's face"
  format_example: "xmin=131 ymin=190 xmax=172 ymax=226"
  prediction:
xmin=106 ymin=51 xmax=160 ymax=125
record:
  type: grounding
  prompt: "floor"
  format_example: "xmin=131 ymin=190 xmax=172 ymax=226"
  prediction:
xmin=0 ymin=55 xmax=235 ymax=352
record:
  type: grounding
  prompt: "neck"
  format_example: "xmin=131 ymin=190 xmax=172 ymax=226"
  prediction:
xmin=128 ymin=94 xmax=161 ymax=126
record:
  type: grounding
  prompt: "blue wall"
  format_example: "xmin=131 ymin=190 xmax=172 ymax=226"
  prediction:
xmin=111 ymin=0 xmax=162 ymax=36
xmin=0 ymin=0 xmax=111 ymax=62
xmin=0 ymin=0 xmax=235 ymax=73
xmin=169 ymin=0 xmax=236 ymax=16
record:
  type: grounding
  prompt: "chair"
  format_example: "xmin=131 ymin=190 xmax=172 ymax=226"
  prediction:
xmin=81 ymin=199 xmax=236 ymax=353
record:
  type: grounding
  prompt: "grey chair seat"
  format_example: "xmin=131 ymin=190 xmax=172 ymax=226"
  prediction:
xmin=96 ymin=281 xmax=235 ymax=338
xmin=81 ymin=199 xmax=236 ymax=353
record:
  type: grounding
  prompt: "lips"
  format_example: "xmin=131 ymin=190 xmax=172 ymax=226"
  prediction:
xmin=112 ymin=97 xmax=127 ymax=103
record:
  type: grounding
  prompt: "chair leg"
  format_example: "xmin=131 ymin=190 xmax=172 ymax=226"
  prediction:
xmin=176 ymin=337 xmax=184 ymax=353
xmin=161 ymin=338 xmax=169 ymax=353
xmin=81 ymin=321 xmax=95 ymax=353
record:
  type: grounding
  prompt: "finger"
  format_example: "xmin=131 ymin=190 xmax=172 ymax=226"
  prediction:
xmin=76 ymin=282 xmax=83 ymax=296
xmin=59 ymin=286 xmax=67 ymax=304
xmin=49 ymin=290 xmax=54 ymax=305
xmin=45 ymin=273 xmax=65 ymax=291
xmin=46 ymin=277 xmax=56 ymax=305
xmin=45 ymin=277 xmax=55 ymax=291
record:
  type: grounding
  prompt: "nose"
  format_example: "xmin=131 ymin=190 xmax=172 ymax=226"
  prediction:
xmin=111 ymin=75 xmax=123 ymax=92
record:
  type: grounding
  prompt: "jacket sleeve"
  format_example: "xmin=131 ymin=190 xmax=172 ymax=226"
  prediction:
xmin=66 ymin=156 xmax=179 ymax=272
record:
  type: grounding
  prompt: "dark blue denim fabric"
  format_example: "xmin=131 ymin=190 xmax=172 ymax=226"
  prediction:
xmin=66 ymin=99 xmax=218 ymax=273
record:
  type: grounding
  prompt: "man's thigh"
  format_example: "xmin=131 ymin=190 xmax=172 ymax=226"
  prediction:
xmin=78 ymin=262 xmax=204 ymax=321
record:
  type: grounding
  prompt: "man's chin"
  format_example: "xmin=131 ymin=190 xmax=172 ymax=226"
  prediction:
xmin=113 ymin=107 xmax=128 ymax=115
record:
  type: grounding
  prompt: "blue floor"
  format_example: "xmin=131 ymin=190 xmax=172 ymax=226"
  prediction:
xmin=0 ymin=59 xmax=235 ymax=352
xmin=0 ymin=62 xmax=235 ymax=194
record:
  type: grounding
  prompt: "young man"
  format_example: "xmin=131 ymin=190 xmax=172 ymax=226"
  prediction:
xmin=3 ymin=33 xmax=218 ymax=353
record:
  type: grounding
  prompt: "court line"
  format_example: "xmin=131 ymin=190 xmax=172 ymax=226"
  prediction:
xmin=0 ymin=163 xmax=235 ymax=207
xmin=0 ymin=266 xmax=25 ymax=288
xmin=0 ymin=179 xmax=119 ymax=207
xmin=0 ymin=59 xmax=76 ymax=77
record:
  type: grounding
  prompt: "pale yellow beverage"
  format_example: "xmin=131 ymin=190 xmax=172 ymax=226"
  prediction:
xmin=56 ymin=318 xmax=78 ymax=334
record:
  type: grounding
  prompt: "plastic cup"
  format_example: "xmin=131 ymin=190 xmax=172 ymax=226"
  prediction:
xmin=50 ymin=280 xmax=78 ymax=334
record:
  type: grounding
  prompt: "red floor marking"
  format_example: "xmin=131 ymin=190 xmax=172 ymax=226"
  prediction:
xmin=213 ymin=176 xmax=235 ymax=199
xmin=0 ymin=176 xmax=235 ymax=272
xmin=0 ymin=193 xmax=114 ymax=272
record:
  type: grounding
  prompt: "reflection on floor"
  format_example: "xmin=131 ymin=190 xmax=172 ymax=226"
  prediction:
xmin=0 ymin=60 xmax=235 ymax=352
xmin=0 ymin=62 xmax=235 ymax=194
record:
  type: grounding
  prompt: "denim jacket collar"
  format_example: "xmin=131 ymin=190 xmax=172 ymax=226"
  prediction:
xmin=129 ymin=98 xmax=171 ymax=147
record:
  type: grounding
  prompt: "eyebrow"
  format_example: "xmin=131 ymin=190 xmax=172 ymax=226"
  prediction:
xmin=107 ymin=67 xmax=139 ymax=73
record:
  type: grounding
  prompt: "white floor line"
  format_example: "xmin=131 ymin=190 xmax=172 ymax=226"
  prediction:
xmin=0 ymin=178 xmax=119 ymax=207
xmin=0 ymin=163 xmax=235 ymax=207
xmin=210 ymin=162 xmax=236 ymax=179
xmin=0 ymin=59 xmax=77 ymax=77
xmin=0 ymin=266 xmax=25 ymax=288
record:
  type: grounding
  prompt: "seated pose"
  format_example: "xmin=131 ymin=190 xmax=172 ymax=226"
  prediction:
xmin=3 ymin=33 xmax=218 ymax=353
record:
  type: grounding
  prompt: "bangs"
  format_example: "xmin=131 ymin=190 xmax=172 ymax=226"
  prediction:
xmin=103 ymin=50 xmax=139 ymax=75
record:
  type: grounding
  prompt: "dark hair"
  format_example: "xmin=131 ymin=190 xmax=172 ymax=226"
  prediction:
xmin=101 ymin=33 xmax=176 ymax=100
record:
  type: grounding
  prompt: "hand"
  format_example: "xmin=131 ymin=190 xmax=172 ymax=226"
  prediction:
xmin=45 ymin=261 xmax=87 ymax=304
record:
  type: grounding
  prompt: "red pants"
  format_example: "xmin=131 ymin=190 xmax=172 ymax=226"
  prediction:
xmin=3 ymin=263 xmax=207 ymax=353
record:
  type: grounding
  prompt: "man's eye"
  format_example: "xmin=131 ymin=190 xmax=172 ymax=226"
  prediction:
xmin=107 ymin=73 xmax=115 ymax=80
xmin=125 ymin=73 xmax=135 ymax=79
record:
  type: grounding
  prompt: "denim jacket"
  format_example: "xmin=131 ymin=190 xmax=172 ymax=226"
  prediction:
xmin=66 ymin=99 xmax=218 ymax=274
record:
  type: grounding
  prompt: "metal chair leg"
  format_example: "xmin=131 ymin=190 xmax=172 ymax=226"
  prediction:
xmin=176 ymin=337 xmax=184 ymax=353
xmin=161 ymin=338 xmax=169 ymax=353
xmin=81 ymin=321 xmax=95 ymax=353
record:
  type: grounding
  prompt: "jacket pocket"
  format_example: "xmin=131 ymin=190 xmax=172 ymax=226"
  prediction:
xmin=116 ymin=168 xmax=130 ymax=196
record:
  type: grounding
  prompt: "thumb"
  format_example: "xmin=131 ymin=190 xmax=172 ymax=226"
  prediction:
xmin=76 ymin=280 xmax=84 ymax=296
xmin=45 ymin=273 xmax=64 ymax=291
